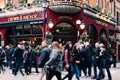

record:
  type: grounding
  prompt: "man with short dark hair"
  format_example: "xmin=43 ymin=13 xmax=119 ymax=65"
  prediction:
xmin=38 ymin=40 xmax=51 ymax=80
xmin=13 ymin=43 xmax=25 ymax=76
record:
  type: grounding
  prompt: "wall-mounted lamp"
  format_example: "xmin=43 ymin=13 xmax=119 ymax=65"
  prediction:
xmin=40 ymin=0 xmax=49 ymax=8
xmin=76 ymin=19 xmax=85 ymax=30
xmin=76 ymin=19 xmax=85 ymax=40
xmin=40 ymin=0 xmax=49 ymax=39
xmin=48 ymin=18 xmax=54 ymax=28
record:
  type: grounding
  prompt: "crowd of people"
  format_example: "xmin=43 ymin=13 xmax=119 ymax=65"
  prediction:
xmin=0 ymin=39 xmax=116 ymax=80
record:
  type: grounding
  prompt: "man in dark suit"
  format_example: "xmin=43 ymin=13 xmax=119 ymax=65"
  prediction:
xmin=91 ymin=43 xmax=101 ymax=79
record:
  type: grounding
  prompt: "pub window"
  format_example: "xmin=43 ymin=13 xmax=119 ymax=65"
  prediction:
xmin=19 ymin=0 xmax=27 ymax=5
xmin=84 ymin=0 xmax=88 ymax=4
xmin=99 ymin=0 xmax=103 ymax=7
xmin=106 ymin=0 xmax=109 ymax=13
xmin=117 ymin=12 xmax=120 ymax=25
xmin=109 ymin=2 xmax=112 ymax=13
xmin=24 ymin=24 xmax=31 ymax=34
xmin=6 ymin=0 xmax=13 ymax=6
xmin=33 ymin=25 xmax=42 ymax=34
xmin=33 ymin=0 xmax=40 ymax=4
xmin=0 ymin=0 xmax=6 ymax=8
xmin=27 ymin=0 xmax=34 ymax=3
xmin=16 ymin=25 xmax=23 ymax=35
xmin=96 ymin=0 xmax=99 ymax=6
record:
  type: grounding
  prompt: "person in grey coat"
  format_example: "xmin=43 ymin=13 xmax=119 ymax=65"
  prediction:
xmin=37 ymin=40 xmax=51 ymax=80
xmin=45 ymin=41 xmax=63 ymax=80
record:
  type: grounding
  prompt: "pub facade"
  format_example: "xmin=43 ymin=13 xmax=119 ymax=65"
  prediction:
xmin=0 ymin=0 xmax=116 ymax=51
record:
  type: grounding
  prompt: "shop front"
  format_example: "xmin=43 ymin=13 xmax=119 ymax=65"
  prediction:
xmin=0 ymin=13 xmax=44 ymax=47
xmin=46 ymin=7 xmax=115 ymax=49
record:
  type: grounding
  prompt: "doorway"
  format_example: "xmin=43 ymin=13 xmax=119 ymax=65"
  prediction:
xmin=52 ymin=22 xmax=77 ymax=44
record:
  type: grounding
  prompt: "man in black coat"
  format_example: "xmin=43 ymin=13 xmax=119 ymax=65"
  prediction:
xmin=4 ymin=45 xmax=11 ymax=68
xmin=96 ymin=44 xmax=112 ymax=80
xmin=13 ymin=43 xmax=24 ymax=76
xmin=23 ymin=45 xmax=31 ymax=75
xmin=79 ymin=44 xmax=88 ymax=77
xmin=37 ymin=40 xmax=51 ymax=80
xmin=0 ymin=46 xmax=5 ymax=73
xmin=29 ymin=45 xmax=38 ymax=74
xmin=91 ymin=43 xmax=101 ymax=79
xmin=85 ymin=42 xmax=94 ymax=77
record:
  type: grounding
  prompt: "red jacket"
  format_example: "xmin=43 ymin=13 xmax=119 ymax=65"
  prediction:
xmin=64 ymin=49 xmax=73 ymax=65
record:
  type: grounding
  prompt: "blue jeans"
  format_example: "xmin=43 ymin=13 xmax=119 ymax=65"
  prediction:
xmin=71 ymin=63 xmax=80 ymax=80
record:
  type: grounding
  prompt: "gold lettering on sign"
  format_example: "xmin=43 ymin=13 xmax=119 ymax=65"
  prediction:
xmin=96 ymin=20 xmax=108 ymax=27
xmin=8 ymin=14 xmax=38 ymax=22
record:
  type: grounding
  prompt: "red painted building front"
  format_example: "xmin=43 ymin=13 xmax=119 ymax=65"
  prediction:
xmin=0 ymin=12 xmax=45 ymax=47
xmin=46 ymin=7 xmax=115 ymax=49
xmin=0 ymin=3 xmax=115 ymax=50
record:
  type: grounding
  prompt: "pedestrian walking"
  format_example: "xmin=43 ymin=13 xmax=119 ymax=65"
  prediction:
xmin=37 ymin=40 xmax=51 ymax=80
xmin=0 ymin=46 xmax=5 ymax=73
xmin=70 ymin=43 xmax=81 ymax=80
xmin=85 ymin=42 xmax=94 ymax=77
xmin=96 ymin=43 xmax=112 ymax=80
xmin=79 ymin=44 xmax=87 ymax=77
xmin=62 ymin=42 xmax=73 ymax=80
xmin=13 ymin=43 xmax=25 ymax=76
xmin=4 ymin=45 xmax=11 ymax=68
xmin=45 ymin=41 xmax=63 ymax=80
xmin=23 ymin=45 xmax=31 ymax=75
xmin=91 ymin=43 xmax=101 ymax=79
xmin=29 ymin=45 xmax=38 ymax=74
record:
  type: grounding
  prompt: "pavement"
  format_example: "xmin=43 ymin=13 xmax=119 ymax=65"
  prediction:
xmin=0 ymin=63 xmax=120 ymax=80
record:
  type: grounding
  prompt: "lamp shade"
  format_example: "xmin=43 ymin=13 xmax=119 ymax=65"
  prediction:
xmin=48 ymin=22 xmax=54 ymax=28
xmin=40 ymin=0 xmax=49 ymax=8
xmin=80 ymin=22 xmax=85 ymax=29
xmin=48 ymin=19 xmax=54 ymax=28
xmin=76 ymin=20 xmax=81 ymax=25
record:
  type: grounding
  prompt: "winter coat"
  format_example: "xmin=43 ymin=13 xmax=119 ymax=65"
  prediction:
xmin=0 ymin=49 xmax=5 ymax=61
xmin=5 ymin=48 xmax=11 ymax=61
xmin=37 ymin=46 xmax=51 ymax=68
xmin=45 ymin=49 xmax=63 ymax=72
xmin=93 ymin=48 xmax=101 ymax=66
xmin=100 ymin=50 xmax=110 ymax=68
xmin=29 ymin=49 xmax=37 ymax=62
xmin=13 ymin=47 xmax=24 ymax=62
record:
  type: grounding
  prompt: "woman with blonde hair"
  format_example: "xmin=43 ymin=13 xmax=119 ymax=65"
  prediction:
xmin=45 ymin=41 xmax=63 ymax=80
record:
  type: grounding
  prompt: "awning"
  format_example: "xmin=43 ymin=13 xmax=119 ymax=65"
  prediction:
xmin=49 ymin=2 xmax=81 ymax=14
